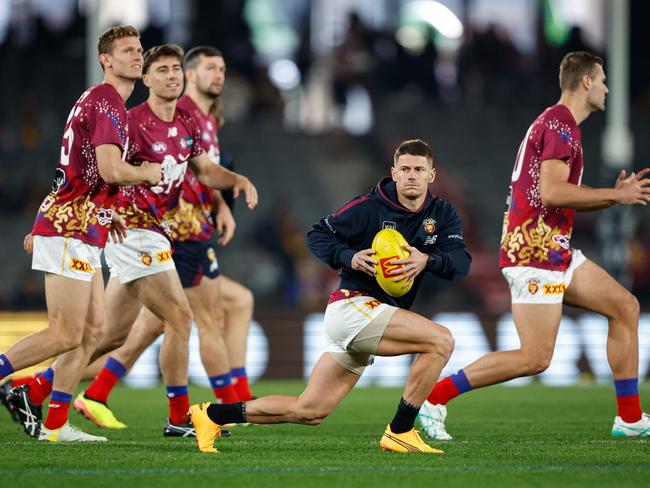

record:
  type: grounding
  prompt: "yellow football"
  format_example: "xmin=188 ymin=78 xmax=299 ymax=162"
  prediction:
xmin=371 ymin=228 xmax=413 ymax=297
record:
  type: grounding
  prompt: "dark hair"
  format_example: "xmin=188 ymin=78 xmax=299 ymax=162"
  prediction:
xmin=393 ymin=139 xmax=433 ymax=166
xmin=143 ymin=44 xmax=185 ymax=74
xmin=559 ymin=51 xmax=604 ymax=91
xmin=183 ymin=46 xmax=223 ymax=71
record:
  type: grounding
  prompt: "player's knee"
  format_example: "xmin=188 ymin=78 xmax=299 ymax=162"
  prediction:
xmin=238 ymin=286 xmax=254 ymax=311
xmin=295 ymin=407 xmax=329 ymax=425
xmin=618 ymin=293 xmax=640 ymax=325
xmin=83 ymin=322 xmax=105 ymax=348
xmin=57 ymin=329 xmax=84 ymax=352
xmin=523 ymin=351 xmax=553 ymax=376
xmin=427 ymin=325 xmax=454 ymax=359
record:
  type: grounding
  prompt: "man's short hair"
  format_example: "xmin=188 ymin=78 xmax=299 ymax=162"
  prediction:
xmin=183 ymin=46 xmax=223 ymax=71
xmin=559 ymin=51 xmax=604 ymax=91
xmin=393 ymin=139 xmax=434 ymax=167
xmin=143 ymin=44 xmax=185 ymax=74
xmin=97 ymin=25 xmax=140 ymax=56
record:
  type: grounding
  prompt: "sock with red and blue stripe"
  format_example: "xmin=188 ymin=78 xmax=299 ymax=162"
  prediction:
xmin=27 ymin=367 xmax=54 ymax=406
xmin=615 ymin=378 xmax=642 ymax=423
xmin=0 ymin=354 xmax=14 ymax=380
xmin=427 ymin=369 xmax=473 ymax=405
xmin=231 ymin=367 xmax=253 ymax=401
xmin=209 ymin=373 xmax=240 ymax=404
xmin=44 ymin=390 xmax=72 ymax=430
xmin=86 ymin=357 xmax=127 ymax=404
xmin=166 ymin=385 xmax=190 ymax=425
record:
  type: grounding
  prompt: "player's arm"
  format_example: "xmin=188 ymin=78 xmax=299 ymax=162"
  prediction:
xmin=212 ymin=189 xmax=236 ymax=246
xmin=189 ymin=153 xmax=258 ymax=209
xmin=96 ymin=144 xmax=161 ymax=186
xmin=540 ymin=161 xmax=650 ymax=210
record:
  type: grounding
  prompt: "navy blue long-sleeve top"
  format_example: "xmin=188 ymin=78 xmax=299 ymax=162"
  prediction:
xmin=307 ymin=177 xmax=472 ymax=310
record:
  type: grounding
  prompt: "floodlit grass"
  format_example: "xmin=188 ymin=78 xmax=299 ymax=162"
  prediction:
xmin=1 ymin=381 xmax=648 ymax=487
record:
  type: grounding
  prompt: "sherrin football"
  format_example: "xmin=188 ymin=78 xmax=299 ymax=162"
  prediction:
xmin=371 ymin=228 xmax=413 ymax=297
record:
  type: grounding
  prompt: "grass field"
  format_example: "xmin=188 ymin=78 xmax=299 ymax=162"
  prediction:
xmin=1 ymin=381 xmax=648 ymax=487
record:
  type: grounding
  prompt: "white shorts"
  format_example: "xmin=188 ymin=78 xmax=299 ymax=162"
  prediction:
xmin=32 ymin=235 xmax=102 ymax=282
xmin=502 ymin=249 xmax=587 ymax=304
xmin=104 ymin=228 xmax=175 ymax=284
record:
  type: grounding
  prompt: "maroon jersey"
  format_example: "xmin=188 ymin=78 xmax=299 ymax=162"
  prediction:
xmin=172 ymin=95 xmax=220 ymax=242
xmin=116 ymin=101 xmax=203 ymax=237
xmin=500 ymin=104 xmax=584 ymax=271
xmin=32 ymin=84 xmax=128 ymax=247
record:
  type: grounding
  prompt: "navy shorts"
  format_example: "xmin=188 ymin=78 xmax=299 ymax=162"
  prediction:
xmin=172 ymin=240 xmax=220 ymax=288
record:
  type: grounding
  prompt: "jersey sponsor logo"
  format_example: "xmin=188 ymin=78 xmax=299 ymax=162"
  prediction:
xmin=379 ymin=255 xmax=402 ymax=278
xmin=382 ymin=221 xmax=396 ymax=230
xmin=423 ymin=218 xmax=436 ymax=234
xmin=527 ymin=278 xmax=540 ymax=295
xmin=96 ymin=208 xmax=113 ymax=226
xmin=156 ymin=249 xmax=173 ymax=264
xmin=543 ymin=283 xmax=567 ymax=295
xmin=552 ymin=234 xmax=571 ymax=250
xmin=179 ymin=136 xmax=193 ymax=150
xmin=140 ymin=251 xmax=152 ymax=266
xmin=70 ymin=258 xmax=93 ymax=273
xmin=424 ymin=235 xmax=437 ymax=246
xmin=448 ymin=234 xmax=464 ymax=240
xmin=364 ymin=299 xmax=381 ymax=310
xmin=152 ymin=141 xmax=167 ymax=154
xmin=167 ymin=127 xmax=178 ymax=137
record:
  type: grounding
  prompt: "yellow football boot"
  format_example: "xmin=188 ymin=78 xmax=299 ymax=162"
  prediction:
xmin=380 ymin=425 xmax=444 ymax=453
xmin=73 ymin=392 xmax=127 ymax=429
xmin=190 ymin=402 xmax=221 ymax=453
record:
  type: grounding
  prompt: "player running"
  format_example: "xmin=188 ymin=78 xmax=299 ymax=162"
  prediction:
xmin=418 ymin=51 xmax=650 ymax=440
xmin=189 ymin=139 xmax=471 ymax=453
xmin=1 ymin=25 xmax=162 ymax=442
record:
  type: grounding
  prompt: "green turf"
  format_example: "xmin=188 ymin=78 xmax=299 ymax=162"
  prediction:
xmin=1 ymin=382 xmax=648 ymax=487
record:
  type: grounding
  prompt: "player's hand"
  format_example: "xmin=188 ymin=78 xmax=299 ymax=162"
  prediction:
xmin=389 ymin=245 xmax=428 ymax=287
xmin=351 ymin=249 xmax=377 ymax=277
xmin=215 ymin=204 xmax=236 ymax=246
xmin=23 ymin=233 xmax=34 ymax=255
xmin=615 ymin=168 xmax=650 ymax=205
xmin=141 ymin=161 xmax=162 ymax=186
xmin=109 ymin=212 xmax=128 ymax=243
xmin=232 ymin=175 xmax=258 ymax=209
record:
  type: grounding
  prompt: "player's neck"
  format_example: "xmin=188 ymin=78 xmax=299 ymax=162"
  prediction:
xmin=102 ymin=75 xmax=136 ymax=102
xmin=185 ymin=87 xmax=214 ymax=116
xmin=558 ymin=93 xmax=591 ymax=125
xmin=147 ymin=95 xmax=177 ymax=122
xmin=397 ymin=193 xmax=425 ymax=212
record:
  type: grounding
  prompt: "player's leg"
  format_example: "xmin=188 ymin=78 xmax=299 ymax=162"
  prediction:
xmin=563 ymin=259 xmax=649 ymax=435
xmin=39 ymin=272 xmax=107 ymax=442
xmin=190 ymin=353 xmax=360 ymax=452
xmin=220 ymin=275 xmax=255 ymax=400
xmin=130 ymin=270 xmax=193 ymax=425
xmin=185 ymin=276 xmax=239 ymax=403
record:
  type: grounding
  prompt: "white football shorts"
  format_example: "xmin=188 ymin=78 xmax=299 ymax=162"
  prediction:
xmin=32 ymin=235 xmax=102 ymax=282
xmin=501 ymin=248 xmax=587 ymax=304
xmin=324 ymin=295 xmax=398 ymax=374
xmin=104 ymin=228 xmax=175 ymax=284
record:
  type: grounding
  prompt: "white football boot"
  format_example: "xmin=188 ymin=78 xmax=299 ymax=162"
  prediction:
xmin=417 ymin=400 xmax=452 ymax=440
xmin=611 ymin=412 xmax=650 ymax=437
xmin=38 ymin=421 xmax=108 ymax=443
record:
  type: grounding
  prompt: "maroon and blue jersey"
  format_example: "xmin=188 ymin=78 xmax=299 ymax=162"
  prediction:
xmin=172 ymin=95 xmax=220 ymax=242
xmin=32 ymin=83 xmax=128 ymax=247
xmin=307 ymin=177 xmax=471 ymax=310
xmin=500 ymin=104 xmax=584 ymax=271
xmin=116 ymin=101 xmax=203 ymax=237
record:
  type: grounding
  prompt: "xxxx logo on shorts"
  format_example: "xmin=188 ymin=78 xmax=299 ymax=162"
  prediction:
xmin=527 ymin=278 xmax=540 ymax=295
xmin=156 ymin=249 xmax=173 ymax=263
xmin=70 ymin=258 xmax=93 ymax=273
xmin=364 ymin=300 xmax=381 ymax=310
xmin=543 ymin=283 xmax=567 ymax=295
xmin=140 ymin=252 xmax=152 ymax=266
xmin=379 ymin=255 xmax=403 ymax=278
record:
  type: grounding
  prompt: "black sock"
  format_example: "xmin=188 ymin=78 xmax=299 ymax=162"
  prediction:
xmin=206 ymin=401 xmax=247 ymax=425
xmin=389 ymin=397 xmax=420 ymax=434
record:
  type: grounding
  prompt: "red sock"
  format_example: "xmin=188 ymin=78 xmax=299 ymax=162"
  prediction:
xmin=168 ymin=394 xmax=190 ymax=425
xmin=43 ymin=391 xmax=72 ymax=430
xmin=27 ymin=375 xmax=53 ymax=406
xmin=85 ymin=368 xmax=120 ymax=404
xmin=213 ymin=384 xmax=240 ymax=404
xmin=232 ymin=375 xmax=253 ymax=401
xmin=617 ymin=394 xmax=643 ymax=423
xmin=10 ymin=376 xmax=34 ymax=388
xmin=427 ymin=376 xmax=461 ymax=405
